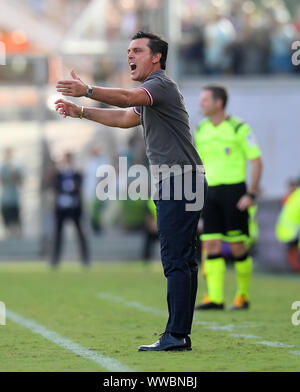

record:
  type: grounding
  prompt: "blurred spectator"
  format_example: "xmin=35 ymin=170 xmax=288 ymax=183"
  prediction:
xmin=281 ymin=177 xmax=300 ymax=205
xmin=142 ymin=199 xmax=158 ymax=261
xmin=51 ymin=152 xmax=90 ymax=267
xmin=293 ymin=4 xmax=300 ymax=35
xmin=39 ymin=140 xmax=56 ymax=256
xmin=266 ymin=4 xmax=295 ymax=73
xmin=179 ymin=6 xmax=205 ymax=75
xmin=84 ymin=145 xmax=110 ymax=234
xmin=203 ymin=6 xmax=236 ymax=74
xmin=276 ymin=184 xmax=300 ymax=271
xmin=0 ymin=148 xmax=23 ymax=238
xmin=237 ymin=10 xmax=271 ymax=74
xmin=291 ymin=4 xmax=300 ymax=73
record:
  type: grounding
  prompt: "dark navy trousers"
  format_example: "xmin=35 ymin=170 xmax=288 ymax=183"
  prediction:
xmin=155 ymin=171 xmax=207 ymax=335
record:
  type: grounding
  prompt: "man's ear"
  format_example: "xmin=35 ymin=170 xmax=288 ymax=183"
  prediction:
xmin=152 ymin=52 xmax=162 ymax=65
xmin=216 ymin=99 xmax=223 ymax=110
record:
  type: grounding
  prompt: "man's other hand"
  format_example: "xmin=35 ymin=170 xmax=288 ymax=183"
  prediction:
xmin=56 ymin=70 xmax=87 ymax=97
xmin=237 ymin=194 xmax=254 ymax=211
xmin=55 ymin=98 xmax=81 ymax=118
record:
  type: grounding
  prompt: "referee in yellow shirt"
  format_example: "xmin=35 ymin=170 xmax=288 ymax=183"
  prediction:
xmin=194 ymin=85 xmax=263 ymax=310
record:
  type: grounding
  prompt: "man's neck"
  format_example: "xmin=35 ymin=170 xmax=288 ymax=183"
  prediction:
xmin=141 ymin=67 xmax=163 ymax=82
xmin=209 ymin=111 xmax=227 ymax=127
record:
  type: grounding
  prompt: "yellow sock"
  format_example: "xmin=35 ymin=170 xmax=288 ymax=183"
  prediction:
xmin=234 ymin=256 xmax=253 ymax=300
xmin=205 ymin=257 xmax=226 ymax=304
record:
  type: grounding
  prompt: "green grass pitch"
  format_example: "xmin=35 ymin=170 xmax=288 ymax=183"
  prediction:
xmin=0 ymin=261 xmax=299 ymax=372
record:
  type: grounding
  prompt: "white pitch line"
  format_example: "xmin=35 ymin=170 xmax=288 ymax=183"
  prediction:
xmin=230 ymin=334 xmax=261 ymax=339
xmin=97 ymin=292 xmax=300 ymax=356
xmin=194 ymin=321 xmax=219 ymax=326
xmin=290 ymin=351 xmax=300 ymax=356
xmin=97 ymin=292 xmax=166 ymax=317
xmin=6 ymin=309 xmax=134 ymax=372
xmin=258 ymin=341 xmax=295 ymax=349
xmin=238 ymin=323 xmax=260 ymax=329
xmin=203 ymin=324 xmax=235 ymax=331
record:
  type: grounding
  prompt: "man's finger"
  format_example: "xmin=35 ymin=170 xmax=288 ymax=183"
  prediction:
xmin=56 ymin=86 xmax=72 ymax=90
xmin=56 ymin=88 xmax=72 ymax=93
xmin=236 ymin=200 xmax=243 ymax=210
xmin=56 ymin=81 xmax=74 ymax=86
xmin=239 ymin=202 xmax=247 ymax=211
xmin=55 ymin=99 xmax=66 ymax=104
xmin=71 ymin=69 xmax=78 ymax=80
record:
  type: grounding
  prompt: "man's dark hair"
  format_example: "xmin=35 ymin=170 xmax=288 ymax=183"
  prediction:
xmin=131 ymin=31 xmax=168 ymax=70
xmin=203 ymin=85 xmax=228 ymax=108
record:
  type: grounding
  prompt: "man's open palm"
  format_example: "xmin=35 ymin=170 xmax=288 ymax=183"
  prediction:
xmin=56 ymin=70 xmax=87 ymax=97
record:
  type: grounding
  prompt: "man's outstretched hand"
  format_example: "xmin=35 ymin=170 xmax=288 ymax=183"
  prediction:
xmin=56 ymin=70 xmax=87 ymax=97
xmin=55 ymin=98 xmax=81 ymax=118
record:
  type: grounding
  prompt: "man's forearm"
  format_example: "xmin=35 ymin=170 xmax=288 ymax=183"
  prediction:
xmin=248 ymin=157 xmax=263 ymax=194
xmin=90 ymin=87 xmax=133 ymax=108
xmin=83 ymin=107 xmax=129 ymax=128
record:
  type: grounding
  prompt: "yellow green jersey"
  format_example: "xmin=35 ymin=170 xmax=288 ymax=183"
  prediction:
xmin=147 ymin=199 xmax=157 ymax=219
xmin=194 ymin=116 xmax=261 ymax=186
xmin=276 ymin=187 xmax=300 ymax=245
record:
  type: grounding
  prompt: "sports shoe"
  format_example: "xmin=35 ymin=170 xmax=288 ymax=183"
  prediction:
xmin=229 ymin=294 xmax=250 ymax=310
xmin=201 ymin=293 xmax=211 ymax=304
xmin=195 ymin=295 xmax=224 ymax=310
xmin=138 ymin=332 xmax=192 ymax=352
xmin=195 ymin=302 xmax=224 ymax=310
xmin=185 ymin=335 xmax=192 ymax=349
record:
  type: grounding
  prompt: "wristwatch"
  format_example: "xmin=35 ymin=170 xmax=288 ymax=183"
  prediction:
xmin=246 ymin=192 xmax=257 ymax=201
xmin=86 ymin=85 xmax=93 ymax=98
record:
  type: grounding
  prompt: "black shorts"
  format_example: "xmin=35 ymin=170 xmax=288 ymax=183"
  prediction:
xmin=201 ymin=182 xmax=249 ymax=243
xmin=1 ymin=205 xmax=20 ymax=226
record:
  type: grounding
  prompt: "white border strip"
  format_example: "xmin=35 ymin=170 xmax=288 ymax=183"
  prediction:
xmin=97 ymin=292 xmax=166 ymax=316
xmin=258 ymin=341 xmax=295 ymax=348
xmin=6 ymin=309 xmax=134 ymax=372
xmin=290 ymin=351 xmax=300 ymax=356
xmin=230 ymin=334 xmax=261 ymax=339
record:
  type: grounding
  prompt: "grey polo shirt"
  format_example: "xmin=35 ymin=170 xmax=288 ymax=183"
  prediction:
xmin=133 ymin=70 xmax=204 ymax=182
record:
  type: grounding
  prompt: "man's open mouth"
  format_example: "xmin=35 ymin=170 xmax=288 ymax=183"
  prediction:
xmin=130 ymin=63 xmax=137 ymax=72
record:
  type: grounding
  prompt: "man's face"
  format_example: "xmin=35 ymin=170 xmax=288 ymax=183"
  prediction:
xmin=64 ymin=153 xmax=73 ymax=166
xmin=127 ymin=38 xmax=159 ymax=82
xmin=200 ymin=90 xmax=222 ymax=117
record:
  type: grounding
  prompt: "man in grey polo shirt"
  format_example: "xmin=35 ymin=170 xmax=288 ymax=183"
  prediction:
xmin=55 ymin=31 xmax=206 ymax=351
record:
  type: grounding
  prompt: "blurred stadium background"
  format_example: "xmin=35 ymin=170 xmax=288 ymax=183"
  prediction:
xmin=0 ymin=0 xmax=299 ymax=271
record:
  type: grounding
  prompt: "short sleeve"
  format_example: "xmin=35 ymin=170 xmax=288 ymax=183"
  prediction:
xmin=237 ymin=124 xmax=261 ymax=160
xmin=133 ymin=106 xmax=141 ymax=116
xmin=139 ymin=77 xmax=165 ymax=106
